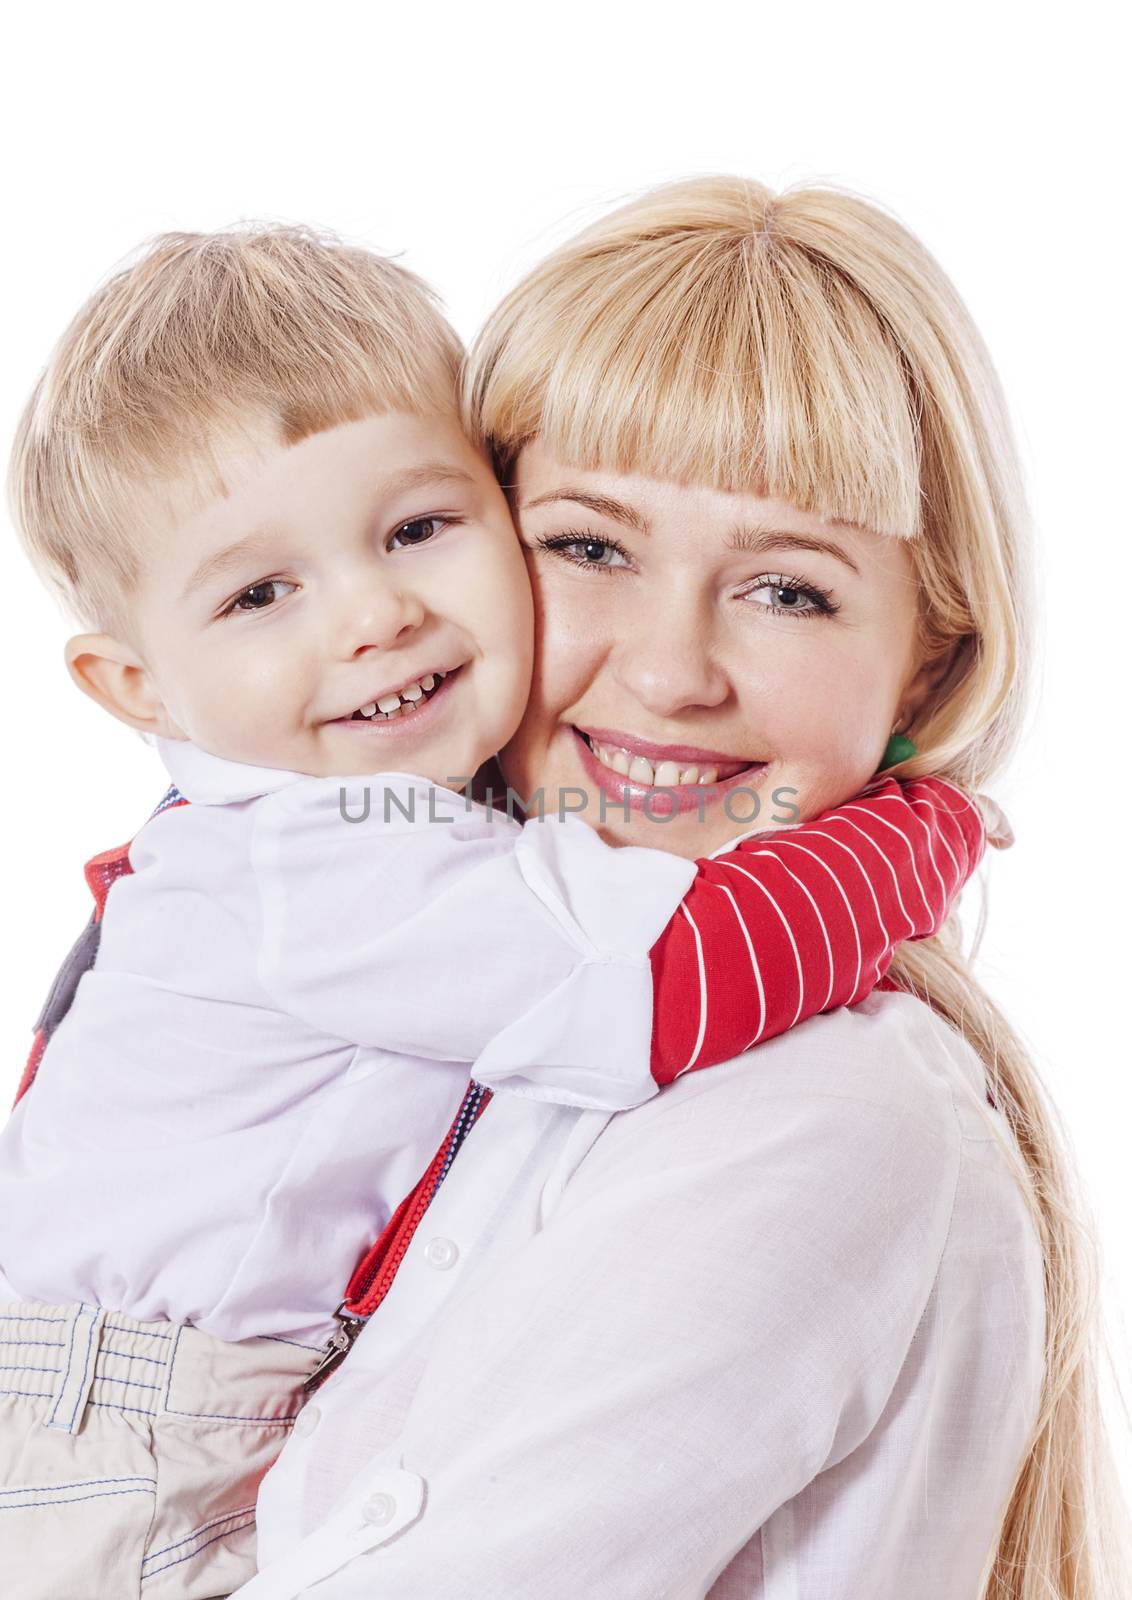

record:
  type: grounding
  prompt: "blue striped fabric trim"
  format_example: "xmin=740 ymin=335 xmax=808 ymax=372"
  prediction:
xmin=148 ymin=785 xmax=186 ymax=819
xmin=425 ymin=1081 xmax=491 ymax=1206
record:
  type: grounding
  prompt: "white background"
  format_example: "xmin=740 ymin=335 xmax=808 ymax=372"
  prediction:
xmin=3 ymin=0 xmax=1129 ymax=1493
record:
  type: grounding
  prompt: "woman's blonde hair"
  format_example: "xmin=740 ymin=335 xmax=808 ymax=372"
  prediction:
xmin=10 ymin=225 xmax=463 ymax=632
xmin=464 ymin=175 xmax=1131 ymax=1597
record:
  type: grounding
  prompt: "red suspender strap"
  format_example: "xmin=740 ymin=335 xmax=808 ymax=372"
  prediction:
xmin=83 ymin=842 xmax=135 ymax=921
xmin=13 ymin=788 xmax=187 ymax=1107
xmin=305 ymin=1080 xmax=493 ymax=1392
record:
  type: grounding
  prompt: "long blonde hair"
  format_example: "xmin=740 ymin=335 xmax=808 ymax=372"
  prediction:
xmin=463 ymin=175 xmax=1131 ymax=1597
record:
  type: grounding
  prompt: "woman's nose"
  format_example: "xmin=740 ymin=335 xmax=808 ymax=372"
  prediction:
xmin=610 ymin=600 xmax=731 ymax=717
xmin=328 ymin=575 xmax=426 ymax=657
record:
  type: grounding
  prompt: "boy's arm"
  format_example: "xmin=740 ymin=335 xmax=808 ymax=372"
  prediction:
xmin=648 ymin=775 xmax=988 ymax=1082
xmin=252 ymin=775 xmax=696 ymax=1110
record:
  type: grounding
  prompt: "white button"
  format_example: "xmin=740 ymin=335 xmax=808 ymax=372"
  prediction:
xmin=424 ymin=1236 xmax=459 ymax=1270
xmin=362 ymin=1492 xmax=397 ymax=1526
xmin=293 ymin=1404 xmax=321 ymax=1438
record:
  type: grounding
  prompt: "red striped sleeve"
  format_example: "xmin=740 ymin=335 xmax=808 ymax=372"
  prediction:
xmin=649 ymin=776 xmax=987 ymax=1084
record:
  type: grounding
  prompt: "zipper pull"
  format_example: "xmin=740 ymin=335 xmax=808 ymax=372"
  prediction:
xmin=303 ymin=1307 xmax=365 ymax=1394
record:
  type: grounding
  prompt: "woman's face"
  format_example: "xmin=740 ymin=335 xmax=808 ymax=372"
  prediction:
xmin=498 ymin=438 xmax=935 ymax=858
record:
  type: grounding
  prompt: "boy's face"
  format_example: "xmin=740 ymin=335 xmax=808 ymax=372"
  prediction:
xmin=102 ymin=413 xmax=534 ymax=783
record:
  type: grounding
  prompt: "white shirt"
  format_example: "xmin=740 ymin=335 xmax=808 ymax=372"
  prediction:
xmin=232 ymin=991 xmax=1045 ymax=1600
xmin=0 ymin=741 xmax=693 ymax=1341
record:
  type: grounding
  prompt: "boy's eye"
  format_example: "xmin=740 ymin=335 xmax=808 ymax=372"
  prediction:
xmin=225 ymin=578 xmax=295 ymax=615
xmin=388 ymin=516 xmax=452 ymax=550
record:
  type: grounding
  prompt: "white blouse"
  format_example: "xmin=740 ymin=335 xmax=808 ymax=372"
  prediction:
xmin=234 ymin=989 xmax=1046 ymax=1600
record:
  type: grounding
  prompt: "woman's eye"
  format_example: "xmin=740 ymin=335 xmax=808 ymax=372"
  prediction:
xmin=741 ymin=577 xmax=837 ymax=620
xmin=226 ymin=578 xmax=296 ymax=615
xmin=388 ymin=516 xmax=451 ymax=550
xmin=533 ymin=533 xmax=631 ymax=570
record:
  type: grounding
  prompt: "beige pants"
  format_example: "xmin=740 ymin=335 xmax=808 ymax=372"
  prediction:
xmin=0 ymin=1301 xmax=318 ymax=1599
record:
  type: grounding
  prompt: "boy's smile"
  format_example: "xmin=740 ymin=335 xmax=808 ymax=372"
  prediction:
xmin=67 ymin=413 xmax=535 ymax=786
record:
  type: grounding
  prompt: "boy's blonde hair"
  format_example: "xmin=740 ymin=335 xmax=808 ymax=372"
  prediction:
xmin=10 ymin=225 xmax=463 ymax=632
xmin=464 ymin=175 xmax=1132 ymax=1599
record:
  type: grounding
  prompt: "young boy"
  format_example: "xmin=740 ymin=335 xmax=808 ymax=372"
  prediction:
xmin=0 ymin=226 xmax=986 ymax=1598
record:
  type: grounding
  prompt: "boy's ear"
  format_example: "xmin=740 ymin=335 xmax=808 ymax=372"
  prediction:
xmin=64 ymin=634 xmax=185 ymax=740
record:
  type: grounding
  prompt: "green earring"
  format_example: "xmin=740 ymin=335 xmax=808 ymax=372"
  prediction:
xmin=877 ymin=730 xmax=918 ymax=772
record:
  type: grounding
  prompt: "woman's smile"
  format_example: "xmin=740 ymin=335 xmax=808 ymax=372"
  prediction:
xmin=570 ymin=725 xmax=771 ymax=817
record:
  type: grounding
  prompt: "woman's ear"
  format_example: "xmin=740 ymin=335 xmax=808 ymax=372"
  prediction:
xmin=899 ymin=641 xmax=964 ymax=729
xmin=64 ymin=634 xmax=185 ymax=740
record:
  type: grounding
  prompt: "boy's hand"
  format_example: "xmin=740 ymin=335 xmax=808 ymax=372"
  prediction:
xmin=975 ymin=793 xmax=1014 ymax=850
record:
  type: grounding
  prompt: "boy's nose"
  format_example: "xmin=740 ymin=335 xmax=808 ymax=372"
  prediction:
xmin=330 ymin=579 xmax=427 ymax=656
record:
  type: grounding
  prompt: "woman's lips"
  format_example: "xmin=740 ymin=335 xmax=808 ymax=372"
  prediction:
xmin=574 ymin=725 xmax=755 ymax=774
xmin=571 ymin=726 xmax=768 ymax=816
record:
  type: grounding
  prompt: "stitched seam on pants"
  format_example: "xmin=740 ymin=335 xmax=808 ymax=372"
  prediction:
xmin=143 ymin=1503 xmax=257 ymax=1564
xmin=0 ymin=1475 xmax=155 ymax=1496
xmin=161 ymin=1408 xmax=300 ymax=1423
xmin=45 ymin=1311 xmax=80 ymax=1427
xmin=63 ymin=1312 xmax=99 ymax=1431
xmin=0 ymin=1485 xmax=156 ymax=1511
xmin=92 ymin=1376 xmax=164 ymax=1393
xmin=102 ymin=1322 xmax=173 ymax=1341
xmin=98 ymin=1348 xmax=167 ymax=1367
xmin=141 ymin=1515 xmax=255 ymax=1580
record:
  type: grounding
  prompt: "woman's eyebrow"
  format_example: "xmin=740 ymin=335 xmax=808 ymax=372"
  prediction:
xmin=520 ymin=488 xmax=650 ymax=533
xmin=522 ymin=491 xmax=864 ymax=577
xmin=727 ymin=527 xmax=863 ymax=578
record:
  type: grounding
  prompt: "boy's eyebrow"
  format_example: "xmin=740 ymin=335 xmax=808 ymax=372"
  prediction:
xmin=183 ymin=533 xmax=280 ymax=599
xmin=183 ymin=465 xmax=481 ymax=598
xmin=377 ymin=463 xmax=480 ymax=496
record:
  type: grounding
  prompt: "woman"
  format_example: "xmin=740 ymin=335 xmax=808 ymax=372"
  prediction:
xmin=235 ymin=179 xmax=1127 ymax=1598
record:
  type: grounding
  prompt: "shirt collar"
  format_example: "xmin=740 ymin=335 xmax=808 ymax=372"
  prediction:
xmin=152 ymin=736 xmax=304 ymax=805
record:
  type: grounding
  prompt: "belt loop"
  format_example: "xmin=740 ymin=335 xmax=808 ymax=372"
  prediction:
xmin=45 ymin=1304 xmax=105 ymax=1434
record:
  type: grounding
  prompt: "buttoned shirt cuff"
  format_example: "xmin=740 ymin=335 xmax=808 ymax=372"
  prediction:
xmin=231 ymin=1465 xmax=425 ymax=1599
xmin=471 ymin=957 xmax=660 ymax=1110
xmin=466 ymin=815 xmax=696 ymax=1108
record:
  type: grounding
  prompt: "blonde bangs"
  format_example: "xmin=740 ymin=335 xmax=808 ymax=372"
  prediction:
xmin=11 ymin=225 xmax=463 ymax=629
xmin=465 ymin=182 xmax=926 ymax=541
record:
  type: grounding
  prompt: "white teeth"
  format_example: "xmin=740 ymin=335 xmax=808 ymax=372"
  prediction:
xmin=627 ymin=756 xmax=655 ymax=785
xmin=588 ymin=739 xmax=730 ymax=788
xmin=353 ymin=671 xmax=449 ymax=721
